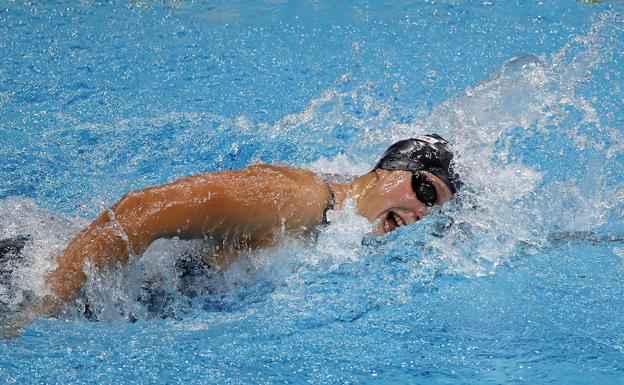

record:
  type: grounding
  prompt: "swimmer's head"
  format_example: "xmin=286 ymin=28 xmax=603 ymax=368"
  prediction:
xmin=356 ymin=134 xmax=460 ymax=235
xmin=373 ymin=134 xmax=461 ymax=194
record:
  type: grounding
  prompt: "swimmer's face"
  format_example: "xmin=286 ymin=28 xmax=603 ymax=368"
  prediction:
xmin=358 ymin=169 xmax=453 ymax=235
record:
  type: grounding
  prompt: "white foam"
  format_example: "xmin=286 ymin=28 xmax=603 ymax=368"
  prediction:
xmin=0 ymin=197 xmax=86 ymax=310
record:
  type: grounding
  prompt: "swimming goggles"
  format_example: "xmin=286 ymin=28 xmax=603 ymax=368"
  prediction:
xmin=412 ymin=172 xmax=437 ymax=206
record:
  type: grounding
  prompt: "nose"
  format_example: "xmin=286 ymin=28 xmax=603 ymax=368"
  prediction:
xmin=392 ymin=196 xmax=430 ymax=225
xmin=404 ymin=193 xmax=432 ymax=220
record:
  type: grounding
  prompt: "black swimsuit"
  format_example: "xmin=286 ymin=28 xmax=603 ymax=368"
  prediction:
xmin=322 ymin=179 xmax=336 ymax=225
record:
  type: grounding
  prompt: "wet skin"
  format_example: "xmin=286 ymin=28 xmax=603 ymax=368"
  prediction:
xmin=41 ymin=165 xmax=454 ymax=314
xmin=354 ymin=169 xmax=454 ymax=236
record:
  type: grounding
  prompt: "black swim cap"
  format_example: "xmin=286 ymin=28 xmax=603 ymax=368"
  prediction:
xmin=373 ymin=134 xmax=461 ymax=194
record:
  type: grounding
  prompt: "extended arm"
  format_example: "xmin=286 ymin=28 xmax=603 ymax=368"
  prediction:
xmin=43 ymin=165 xmax=330 ymax=313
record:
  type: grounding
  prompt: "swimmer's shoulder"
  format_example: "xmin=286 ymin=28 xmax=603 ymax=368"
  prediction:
xmin=171 ymin=164 xmax=320 ymax=185
xmin=242 ymin=164 xmax=331 ymax=216
xmin=167 ymin=164 xmax=329 ymax=210
xmin=244 ymin=164 xmax=324 ymax=185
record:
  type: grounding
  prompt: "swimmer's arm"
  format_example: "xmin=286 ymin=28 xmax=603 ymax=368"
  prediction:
xmin=43 ymin=165 xmax=330 ymax=312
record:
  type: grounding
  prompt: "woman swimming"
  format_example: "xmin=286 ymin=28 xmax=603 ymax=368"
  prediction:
xmin=2 ymin=134 xmax=460 ymax=329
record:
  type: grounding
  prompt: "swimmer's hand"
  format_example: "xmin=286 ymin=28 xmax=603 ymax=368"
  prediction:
xmin=0 ymin=304 xmax=37 ymax=339
xmin=0 ymin=294 xmax=67 ymax=338
xmin=1 ymin=312 xmax=29 ymax=338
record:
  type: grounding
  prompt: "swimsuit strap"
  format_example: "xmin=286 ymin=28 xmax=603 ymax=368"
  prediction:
xmin=325 ymin=181 xmax=335 ymax=211
xmin=321 ymin=177 xmax=336 ymax=225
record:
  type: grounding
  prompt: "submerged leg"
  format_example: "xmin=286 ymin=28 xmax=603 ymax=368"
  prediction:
xmin=0 ymin=235 xmax=30 ymax=258
xmin=0 ymin=236 xmax=33 ymax=337
xmin=0 ymin=235 xmax=31 ymax=285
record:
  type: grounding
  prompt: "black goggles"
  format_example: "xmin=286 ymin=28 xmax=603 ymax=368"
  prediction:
xmin=411 ymin=173 xmax=437 ymax=206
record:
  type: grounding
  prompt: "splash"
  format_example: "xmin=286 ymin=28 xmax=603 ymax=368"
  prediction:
xmin=1 ymin=12 xmax=622 ymax=323
xmin=377 ymin=12 xmax=624 ymax=275
xmin=0 ymin=198 xmax=85 ymax=318
xmin=265 ymin=11 xmax=624 ymax=279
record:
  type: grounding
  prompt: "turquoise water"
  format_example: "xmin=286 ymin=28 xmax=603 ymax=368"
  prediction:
xmin=1 ymin=1 xmax=624 ymax=384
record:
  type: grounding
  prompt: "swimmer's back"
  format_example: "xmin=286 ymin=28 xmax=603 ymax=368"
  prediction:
xmin=136 ymin=164 xmax=332 ymax=242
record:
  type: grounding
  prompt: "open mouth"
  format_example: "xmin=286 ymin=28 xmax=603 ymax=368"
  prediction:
xmin=382 ymin=210 xmax=406 ymax=233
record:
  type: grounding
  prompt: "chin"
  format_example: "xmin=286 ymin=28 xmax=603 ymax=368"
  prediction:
xmin=371 ymin=224 xmax=386 ymax=236
xmin=371 ymin=213 xmax=394 ymax=236
xmin=368 ymin=215 xmax=386 ymax=236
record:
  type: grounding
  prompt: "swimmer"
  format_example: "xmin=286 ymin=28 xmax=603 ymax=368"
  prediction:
xmin=1 ymin=134 xmax=460 ymax=331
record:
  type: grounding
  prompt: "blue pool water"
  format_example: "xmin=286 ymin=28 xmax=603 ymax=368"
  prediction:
xmin=1 ymin=1 xmax=624 ymax=383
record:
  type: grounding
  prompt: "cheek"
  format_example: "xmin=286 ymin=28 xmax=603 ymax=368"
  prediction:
xmin=358 ymin=186 xmax=391 ymax=222
xmin=372 ymin=183 xmax=411 ymax=210
xmin=385 ymin=184 xmax=432 ymax=215
xmin=380 ymin=178 xmax=404 ymax=195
